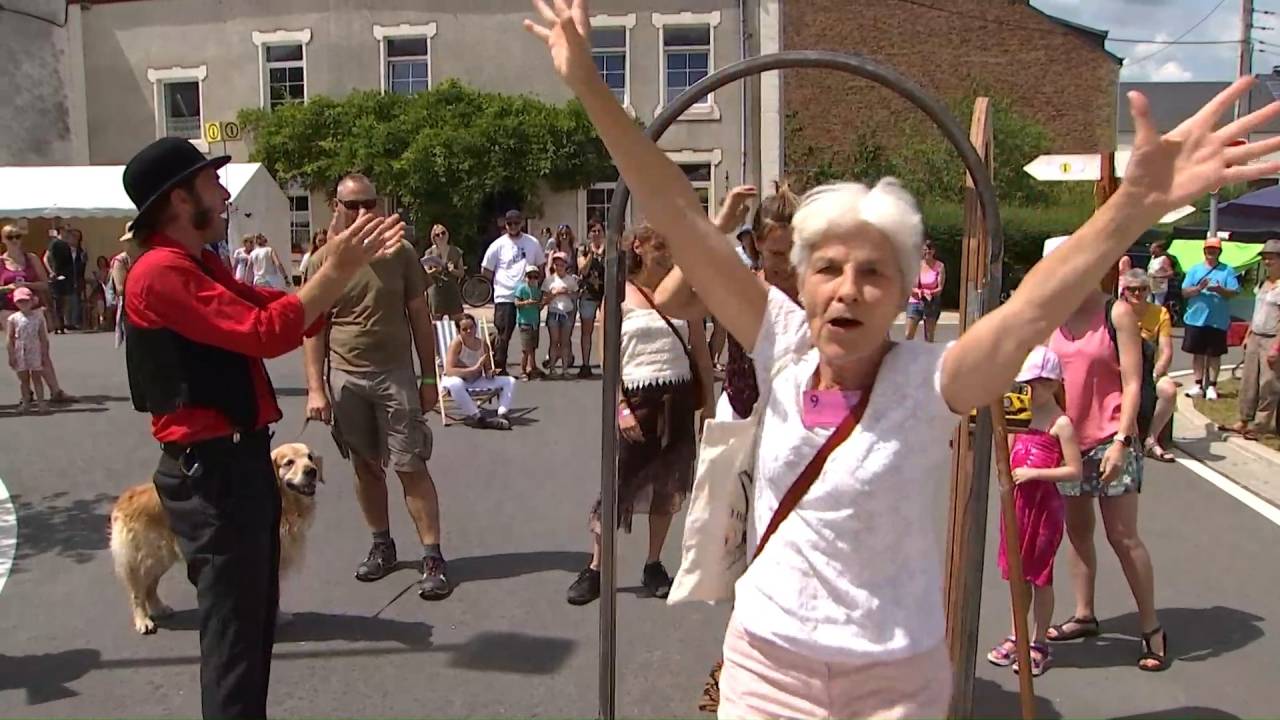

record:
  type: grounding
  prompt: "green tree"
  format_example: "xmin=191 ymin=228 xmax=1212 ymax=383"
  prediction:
xmin=238 ymin=81 xmax=611 ymax=257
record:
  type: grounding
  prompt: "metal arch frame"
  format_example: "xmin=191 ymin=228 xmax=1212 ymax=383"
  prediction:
xmin=596 ymin=50 xmax=1005 ymax=720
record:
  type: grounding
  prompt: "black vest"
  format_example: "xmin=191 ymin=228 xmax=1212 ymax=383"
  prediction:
xmin=123 ymin=255 xmax=261 ymax=433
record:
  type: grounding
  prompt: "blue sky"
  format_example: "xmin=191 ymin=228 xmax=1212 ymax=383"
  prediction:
xmin=1033 ymin=0 xmax=1262 ymax=81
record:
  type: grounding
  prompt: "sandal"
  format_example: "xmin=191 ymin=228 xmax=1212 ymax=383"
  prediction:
xmin=1012 ymin=643 xmax=1052 ymax=677
xmin=1219 ymin=422 xmax=1259 ymax=441
xmin=1144 ymin=440 xmax=1175 ymax=463
xmin=1138 ymin=626 xmax=1171 ymax=672
xmin=986 ymin=636 xmax=1017 ymax=667
xmin=1047 ymin=615 xmax=1100 ymax=642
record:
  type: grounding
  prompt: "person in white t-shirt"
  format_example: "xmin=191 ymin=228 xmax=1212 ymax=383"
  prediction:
xmin=527 ymin=6 xmax=1268 ymax=709
xmin=1146 ymin=240 xmax=1176 ymax=308
xmin=482 ymin=209 xmax=546 ymax=375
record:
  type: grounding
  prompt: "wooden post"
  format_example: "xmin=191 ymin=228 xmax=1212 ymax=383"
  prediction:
xmin=1097 ymin=151 xmax=1120 ymax=293
xmin=945 ymin=97 xmax=994 ymax=718
xmin=990 ymin=405 xmax=1037 ymax=720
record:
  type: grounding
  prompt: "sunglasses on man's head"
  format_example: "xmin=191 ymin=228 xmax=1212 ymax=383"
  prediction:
xmin=340 ymin=199 xmax=378 ymax=211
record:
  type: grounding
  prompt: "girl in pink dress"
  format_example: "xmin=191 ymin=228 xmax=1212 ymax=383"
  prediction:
xmin=987 ymin=346 xmax=1083 ymax=676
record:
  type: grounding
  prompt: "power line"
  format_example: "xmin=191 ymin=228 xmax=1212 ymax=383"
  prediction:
xmin=1123 ymin=0 xmax=1232 ymax=68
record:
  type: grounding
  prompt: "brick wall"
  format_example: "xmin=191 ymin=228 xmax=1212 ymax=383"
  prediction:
xmin=781 ymin=0 xmax=1119 ymax=168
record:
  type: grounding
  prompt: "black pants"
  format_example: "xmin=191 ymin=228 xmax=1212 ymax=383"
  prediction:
xmin=153 ymin=429 xmax=280 ymax=720
xmin=492 ymin=302 xmax=517 ymax=371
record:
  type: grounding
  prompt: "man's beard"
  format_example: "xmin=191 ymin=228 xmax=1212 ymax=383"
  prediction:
xmin=191 ymin=199 xmax=225 ymax=243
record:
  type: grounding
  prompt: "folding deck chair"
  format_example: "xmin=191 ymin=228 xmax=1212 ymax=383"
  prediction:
xmin=433 ymin=316 xmax=501 ymax=426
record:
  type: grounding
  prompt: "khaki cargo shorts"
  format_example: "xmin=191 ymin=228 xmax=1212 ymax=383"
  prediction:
xmin=330 ymin=365 xmax=433 ymax=473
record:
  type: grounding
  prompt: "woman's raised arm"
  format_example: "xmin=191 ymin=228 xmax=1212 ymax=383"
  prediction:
xmin=942 ymin=79 xmax=1280 ymax=413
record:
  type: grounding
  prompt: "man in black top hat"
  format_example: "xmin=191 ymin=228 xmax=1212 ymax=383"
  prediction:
xmin=121 ymin=136 xmax=406 ymax=719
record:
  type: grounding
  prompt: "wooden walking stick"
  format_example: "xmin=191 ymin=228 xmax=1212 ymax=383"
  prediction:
xmin=989 ymin=401 xmax=1036 ymax=720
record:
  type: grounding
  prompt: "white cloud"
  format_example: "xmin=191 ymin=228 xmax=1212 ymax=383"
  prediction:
xmin=1148 ymin=60 xmax=1196 ymax=81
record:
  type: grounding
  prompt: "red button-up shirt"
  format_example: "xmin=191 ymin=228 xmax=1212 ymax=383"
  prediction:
xmin=125 ymin=234 xmax=323 ymax=444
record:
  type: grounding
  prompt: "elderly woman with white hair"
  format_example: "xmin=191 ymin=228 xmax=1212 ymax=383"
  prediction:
xmin=527 ymin=1 xmax=1280 ymax=715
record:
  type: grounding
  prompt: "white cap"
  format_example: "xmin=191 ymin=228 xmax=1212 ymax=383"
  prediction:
xmin=1016 ymin=345 xmax=1063 ymax=383
xmin=1042 ymin=235 xmax=1069 ymax=258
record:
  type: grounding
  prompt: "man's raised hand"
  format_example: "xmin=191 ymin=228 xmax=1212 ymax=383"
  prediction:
xmin=328 ymin=212 xmax=406 ymax=271
xmin=523 ymin=0 xmax=595 ymax=89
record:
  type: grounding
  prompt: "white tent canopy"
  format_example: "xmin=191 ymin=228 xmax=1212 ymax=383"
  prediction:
xmin=0 ymin=163 xmax=269 ymax=218
xmin=0 ymin=163 xmax=293 ymax=273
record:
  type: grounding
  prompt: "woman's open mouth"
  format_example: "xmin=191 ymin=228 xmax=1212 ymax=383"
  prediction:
xmin=828 ymin=317 xmax=862 ymax=330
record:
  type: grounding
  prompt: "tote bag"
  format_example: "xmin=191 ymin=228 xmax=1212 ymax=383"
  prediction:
xmin=667 ymin=361 xmax=780 ymax=605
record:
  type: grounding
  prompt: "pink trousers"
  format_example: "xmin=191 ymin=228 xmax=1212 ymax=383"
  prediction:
xmin=718 ymin=619 xmax=952 ymax=720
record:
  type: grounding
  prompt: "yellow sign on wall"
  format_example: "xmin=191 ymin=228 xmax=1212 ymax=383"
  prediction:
xmin=203 ymin=121 xmax=242 ymax=144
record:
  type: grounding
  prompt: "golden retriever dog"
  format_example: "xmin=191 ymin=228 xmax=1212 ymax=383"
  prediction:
xmin=109 ymin=443 xmax=322 ymax=635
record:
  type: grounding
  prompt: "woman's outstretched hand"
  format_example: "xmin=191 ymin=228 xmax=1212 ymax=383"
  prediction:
xmin=1122 ymin=78 xmax=1280 ymax=216
xmin=524 ymin=0 xmax=596 ymax=89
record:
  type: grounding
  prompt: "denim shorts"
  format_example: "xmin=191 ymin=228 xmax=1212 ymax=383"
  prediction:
xmin=579 ymin=299 xmax=600 ymax=322
xmin=546 ymin=310 xmax=573 ymax=331
xmin=1057 ymin=440 xmax=1143 ymax=497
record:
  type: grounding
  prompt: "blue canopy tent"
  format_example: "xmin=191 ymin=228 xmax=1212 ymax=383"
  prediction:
xmin=1173 ymin=183 xmax=1280 ymax=241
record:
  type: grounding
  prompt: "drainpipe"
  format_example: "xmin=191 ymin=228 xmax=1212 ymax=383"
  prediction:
xmin=739 ymin=0 xmax=751 ymax=185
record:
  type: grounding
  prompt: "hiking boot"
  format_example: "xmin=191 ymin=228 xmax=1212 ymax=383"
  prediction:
xmin=355 ymin=539 xmax=397 ymax=582
xmin=567 ymin=567 xmax=601 ymax=605
xmin=642 ymin=561 xmax=673 ymax=599
xmin=418 ymin=555 xmax=452 ymax=600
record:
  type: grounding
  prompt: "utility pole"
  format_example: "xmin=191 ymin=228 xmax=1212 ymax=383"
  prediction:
xmin=1212 ymin=0 xmax=1255 ymax=235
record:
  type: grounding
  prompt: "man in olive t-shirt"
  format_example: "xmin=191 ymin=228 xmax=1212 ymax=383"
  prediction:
xmin=302 ymin=173 xmax=451 ymax=601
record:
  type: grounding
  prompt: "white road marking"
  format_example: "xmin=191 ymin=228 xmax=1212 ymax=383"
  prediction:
xmin=1175 ymin=455 xmax=1280 ymax=527
xmin=0 ymin=474 xmax=15 ymax=595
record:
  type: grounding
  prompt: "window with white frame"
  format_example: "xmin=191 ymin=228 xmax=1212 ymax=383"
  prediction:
xmin=375 ymin=24 xmax=438 ymax=97
xmin=592 ymin=29 xmax=626 ymax=104
xmin=147 ymin=65 xmax=208 ymax=150
xmin=387 ymin=37 xmax=430 ymax=95
xmin=585 ymin=165 xmax=621 ymax=228
xmin=679 ymin=163 xmax=713 ymax=215
xmin=253 ymin=30 xmax=311 ymax=110
xmin=161 ymin=81 xmax=202 ymax=140
xmin=663 ymin=26 xmax=711 ymax=105
xmin=288 ymin=192 xmax=311 ymax=256
xmin=266 ymin=44 xmax=306 ymax=109
xmin=652 ymin=12 xmax=721 ymax=119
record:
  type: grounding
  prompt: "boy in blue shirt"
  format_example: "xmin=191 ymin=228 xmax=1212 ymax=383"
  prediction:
xmin=514 ymin=266 xmax=544 ymax=380
xmin=1181 ymin=237 xmax=1240 ymax=399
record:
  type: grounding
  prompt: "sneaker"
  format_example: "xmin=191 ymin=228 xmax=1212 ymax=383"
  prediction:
xmin=642 ymin=561 xmax=673 ymax=599
xmin=355 ymin=540 xmax=397 ymax=582
xmin=567 ymin=567 xmax=601 ymax=605
xmin=418 ymin=555 xmax=452 ymax=600
xmin=1185 ymin=385 xmax=1205 ymax=398
xmin=578 ymin=366 xmax=593 ymax=379
xmin=1205 ymin=386 xmax=1219 ymax=401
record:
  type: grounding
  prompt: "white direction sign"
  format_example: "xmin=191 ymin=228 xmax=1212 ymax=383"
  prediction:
xmin=1023 ymin=152 xmax=1132 ymax=181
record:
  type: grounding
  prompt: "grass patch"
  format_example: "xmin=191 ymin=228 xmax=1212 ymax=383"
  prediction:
xmin=1191 ymin=377 xmax=1280 ymax=452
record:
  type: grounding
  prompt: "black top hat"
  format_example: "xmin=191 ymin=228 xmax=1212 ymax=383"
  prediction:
xmin=123 ymin=137 xmax=230 ymax=220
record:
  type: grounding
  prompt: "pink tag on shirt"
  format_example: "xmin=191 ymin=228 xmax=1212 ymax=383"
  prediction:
xmin=801 ymin=389 xmax=863 ymax=430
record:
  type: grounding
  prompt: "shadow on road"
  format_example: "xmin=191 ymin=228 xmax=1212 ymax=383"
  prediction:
xmin=0 ymin=649 xmax=102 ymax=705
xmin=450 ymin=550 xmax=589 ymax=586
xmin=1110 ymin=708 xmax=1242 ymax=719
xmin=1050 ymin=606 xmax=1264 ymax=669
xmin=8 ymin=491 xmax=114 ymax=575
xmin=444 ymin=631 xmax=575 ymax=674
xmin=153 ymin=610 xmax=436 ymax=648
xmin=971 ymin=676 xmax=1063 ymax=719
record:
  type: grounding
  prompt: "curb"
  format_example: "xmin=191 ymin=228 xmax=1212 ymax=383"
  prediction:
xmin=1172 ymin=385 xmax=1280 ymax=468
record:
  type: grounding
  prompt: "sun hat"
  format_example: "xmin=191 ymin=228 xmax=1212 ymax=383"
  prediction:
xmin=1015 ymin=345 xmax=1063 ymax=384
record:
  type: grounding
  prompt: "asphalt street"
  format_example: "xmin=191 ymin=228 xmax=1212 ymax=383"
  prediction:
xmin=0 ymin=324 xmax=1274 ymax=718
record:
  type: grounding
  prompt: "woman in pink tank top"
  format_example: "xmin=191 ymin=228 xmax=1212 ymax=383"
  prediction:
xmin=1045 ymin=282 xmax=1167 ymax=672
xmin=905 ymin=240 xmax=945 ymax=342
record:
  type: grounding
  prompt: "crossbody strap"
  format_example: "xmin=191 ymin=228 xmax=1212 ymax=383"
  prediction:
xmin=752 ymin=390 xmax=869 ymax=561
xmin=631 ymin=283 xmax=698 ymax=373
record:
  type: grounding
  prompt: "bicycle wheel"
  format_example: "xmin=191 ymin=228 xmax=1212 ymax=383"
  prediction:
xmin=462 ymin=275 xmax=493 ymax=308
